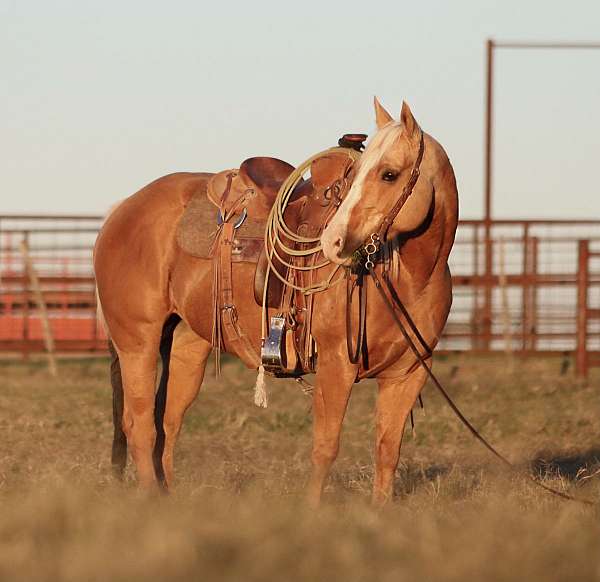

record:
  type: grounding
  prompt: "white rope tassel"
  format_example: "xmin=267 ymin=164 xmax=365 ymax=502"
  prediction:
xmin=254 ymin=365 xmax=268 ymax=408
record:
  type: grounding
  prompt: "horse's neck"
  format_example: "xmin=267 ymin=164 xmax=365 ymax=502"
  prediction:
xmin=395 ymin=178 xmax=457 ymax=293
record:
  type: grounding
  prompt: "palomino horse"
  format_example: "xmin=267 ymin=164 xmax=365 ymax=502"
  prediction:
xmin=94 ymin=98 xmax=458 ymax=505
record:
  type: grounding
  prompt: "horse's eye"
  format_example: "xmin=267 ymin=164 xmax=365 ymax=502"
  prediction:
xmin=381 ymin=170 xmax=398 ymax=182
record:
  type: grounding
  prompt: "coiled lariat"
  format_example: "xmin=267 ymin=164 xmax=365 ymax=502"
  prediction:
xmin=261 ymin=147 xmax=361 ymax=339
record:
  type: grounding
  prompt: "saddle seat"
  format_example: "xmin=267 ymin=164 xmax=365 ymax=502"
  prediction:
xmin=207 ymin=157 xmax=311 ymax=222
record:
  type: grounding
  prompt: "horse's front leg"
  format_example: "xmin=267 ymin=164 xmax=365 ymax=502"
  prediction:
xmin=373 ymin=366 xmax=428 ymax=505
xmin=307 ymin=354 xmax=358 ymax=507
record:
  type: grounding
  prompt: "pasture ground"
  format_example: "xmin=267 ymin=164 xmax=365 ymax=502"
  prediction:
xmin=0 ymin=354 xmax=599 ymax=581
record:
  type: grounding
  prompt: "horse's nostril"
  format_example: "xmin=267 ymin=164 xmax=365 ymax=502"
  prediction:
xmin=333 ymin=237 xmax=344 ymax=255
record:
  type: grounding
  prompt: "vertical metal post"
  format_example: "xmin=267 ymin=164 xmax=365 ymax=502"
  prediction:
xmin=483 ymin=39 xmax=495 ymax=349
xmin=472 ymin=225 xmax=480 ymax=349
xmin=485 ymin=39 xmax=494 ymax=226
xmin=521 ymin=226 xmax=530 ymax=352
xmin=22 ymin=232 xmax=30 ymax=361
xmin=576 ymin=240 xmax=589 ymax=378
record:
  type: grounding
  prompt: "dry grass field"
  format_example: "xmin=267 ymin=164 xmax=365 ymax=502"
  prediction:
xmin=0 ymin=354 xmax=599 ymax=581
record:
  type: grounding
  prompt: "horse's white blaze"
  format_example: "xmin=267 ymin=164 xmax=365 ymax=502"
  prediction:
xmin=321 ymin=122 xmax=403 ymax=260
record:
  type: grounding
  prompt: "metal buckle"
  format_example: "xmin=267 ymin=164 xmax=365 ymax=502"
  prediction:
xmin=364 ymin=233 xmax=380 ymax=270
xmin=217 ymin=207 xmax=248 ymax=228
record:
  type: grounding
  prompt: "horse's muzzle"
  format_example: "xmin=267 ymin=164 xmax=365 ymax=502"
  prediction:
xmin=321 ymin=226 xmax=354 ymax=266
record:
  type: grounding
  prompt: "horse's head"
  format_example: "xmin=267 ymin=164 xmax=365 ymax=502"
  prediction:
xmin=321 ymin=98 xmax=435 ymax=265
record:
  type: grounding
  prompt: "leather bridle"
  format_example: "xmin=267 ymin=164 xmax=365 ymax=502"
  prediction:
xmin=375 ymin=129 xmax=425 ymax=243
xmin=346 ymin=129 xmax=425 ymax=364
xmin=343 ymin=130 xmax=594 ymax=507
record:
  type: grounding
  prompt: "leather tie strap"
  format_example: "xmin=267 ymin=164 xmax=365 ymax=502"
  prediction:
xmin=216 ymin=222 xmax=261 ymax=369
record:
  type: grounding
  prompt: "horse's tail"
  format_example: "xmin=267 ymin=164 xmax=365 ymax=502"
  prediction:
xmin=108 ymin=338 xmax=128 ymax=479
xmin=152 ymin=314 xmax=181 ymax=488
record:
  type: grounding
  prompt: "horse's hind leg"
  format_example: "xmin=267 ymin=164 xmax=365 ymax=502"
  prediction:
xmin=373 ymin=366 xmax=428 ymax=506
xmin=156 ymin=320 xmax=212 ymax=489
xmin=112 ymin=322 xmax=164 ymax=488
xmin=109 ymin=339 xmax=127 ymax=479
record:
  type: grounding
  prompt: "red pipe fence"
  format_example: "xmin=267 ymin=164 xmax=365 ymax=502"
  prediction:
xmin=1 ymin=215 xmax=598 ymax=377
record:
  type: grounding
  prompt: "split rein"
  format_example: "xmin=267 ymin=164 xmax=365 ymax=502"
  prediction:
xmin=349 ymin=130 xmax=595 ymax=506
xmin=354 ymin=237 xmax=595 ymax=507
xmin=262 ymin=136 xmax=596 ymax=506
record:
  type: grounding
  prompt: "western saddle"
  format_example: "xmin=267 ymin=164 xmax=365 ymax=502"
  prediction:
xmin=176 ymin=134 xmax=367 ymax=376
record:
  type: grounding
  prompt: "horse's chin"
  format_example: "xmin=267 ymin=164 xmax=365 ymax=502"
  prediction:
xmin=331 ymin=255 xmax=353 ymax=267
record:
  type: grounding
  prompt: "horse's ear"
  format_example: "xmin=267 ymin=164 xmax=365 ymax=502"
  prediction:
xmin=374 ymin=96 xmax=393 ymax=129
xmin=400 ymin=101 xmax=419 ymax=140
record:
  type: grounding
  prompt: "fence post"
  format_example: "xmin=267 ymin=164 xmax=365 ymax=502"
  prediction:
xmin=576 ymin=240 xmax=589 ymax=378
xmin=483 ymin=232 xmax=494 ymax=350
xmin=22 ymin=232 xmax=30 ymax=361
xmin=498 ymin=237 xmax=512 ymax=354
xmin=530 ymin=237 xmax=538 ymax=352
xmin=20 ymin=237 xmax=58 ymax=376
xmin=472 ymin=225 xmax=480 ymax=350
xmin=521 ymin=230 xmax=530 ymax=352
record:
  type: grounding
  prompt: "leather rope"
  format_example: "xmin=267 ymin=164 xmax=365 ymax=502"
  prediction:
xmin=366 ymin=263 xmax=595 ymax=507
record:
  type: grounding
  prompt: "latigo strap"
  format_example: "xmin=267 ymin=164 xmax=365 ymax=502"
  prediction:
xmin=213 ymin=221 xmax=261 ymax=371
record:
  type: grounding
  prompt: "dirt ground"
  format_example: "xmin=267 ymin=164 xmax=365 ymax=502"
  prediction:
xmin=0 ymin=354 xmax=599 ymax=581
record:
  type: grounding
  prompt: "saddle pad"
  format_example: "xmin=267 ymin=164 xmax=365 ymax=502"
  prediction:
xmin=176 ymin=187 xmax=266 ymax=262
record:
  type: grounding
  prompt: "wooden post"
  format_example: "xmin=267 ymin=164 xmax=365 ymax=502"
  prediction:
xmin=521 ymin=232 xmax=538 ymax=352
xmin=20 ymin=238 xmax=58 ymax=376
xmin=530 ymin=237 xmax=538 ymax=351
xmin=576 ymin=240 xmax=589 ymax=378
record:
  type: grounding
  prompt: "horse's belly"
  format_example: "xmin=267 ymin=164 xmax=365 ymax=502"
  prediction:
xmin=171 ymin=253 xmax=263 ymax=366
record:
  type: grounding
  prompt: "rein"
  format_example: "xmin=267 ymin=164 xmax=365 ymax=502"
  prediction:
xmin=346 ymin=271 xmax=367 ymax=364
xmin=348 ymin=131 xmax=595 ymax=507
xmin=365 ymin=261 xmax=595 ymax=507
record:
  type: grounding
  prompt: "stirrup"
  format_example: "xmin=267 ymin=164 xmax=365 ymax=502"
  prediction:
xmin=261 ymin=316 xmax=302 ymax=377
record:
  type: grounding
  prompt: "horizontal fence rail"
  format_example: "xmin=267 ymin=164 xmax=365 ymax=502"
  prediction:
xmin=1 ymin=215 xmax=599 ymax=376
xmin=0 ymin=215 xmax=106 ymax=355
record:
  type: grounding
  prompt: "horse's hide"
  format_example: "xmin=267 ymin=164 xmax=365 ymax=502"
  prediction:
xmin=176 ymin=187 xmax=265 ymax=263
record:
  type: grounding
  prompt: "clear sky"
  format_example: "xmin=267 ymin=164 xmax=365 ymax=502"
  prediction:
xmin=1 ymin=0 xmax=599 ymax=219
